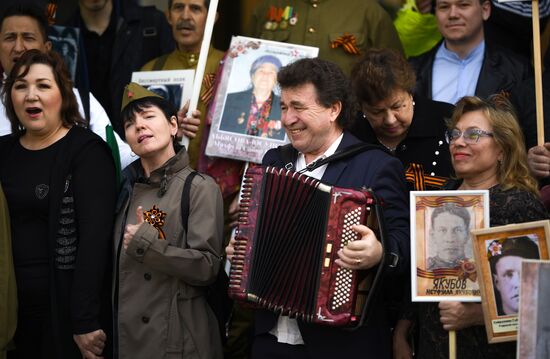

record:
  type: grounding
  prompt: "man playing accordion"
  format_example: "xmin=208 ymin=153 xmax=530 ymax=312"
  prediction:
xmin=226 ymin=57 xmax=409 ymax=359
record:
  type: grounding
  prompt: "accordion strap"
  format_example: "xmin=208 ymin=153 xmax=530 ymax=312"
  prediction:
xmin=279 ymin=142 xmax=387 ymax=172
xmin=304 ymin=143 xmax=387 ymax=172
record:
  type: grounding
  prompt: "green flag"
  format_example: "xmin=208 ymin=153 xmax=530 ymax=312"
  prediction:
xmin=105 ymin=125 xmax=122 ymax=187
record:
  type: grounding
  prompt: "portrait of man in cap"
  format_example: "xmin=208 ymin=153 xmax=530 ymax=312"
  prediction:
xmin=219 ymin=54 xmax=284 ymax=140
xmin=427 ymin=204 xmax=472 ymax=270
xmin=488 ymin=236 xmax=540 ymax=316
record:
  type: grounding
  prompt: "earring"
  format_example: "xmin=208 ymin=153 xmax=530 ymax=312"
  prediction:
xmin=362 ymin=113 xmax=367 ymax=119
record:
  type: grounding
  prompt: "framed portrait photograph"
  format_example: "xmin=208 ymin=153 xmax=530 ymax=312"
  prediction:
xmin=48 ymin=25 xmax=80 ymax=82
xmin=471 ymin=220 xmax=550 ymax=343
xmin=205 ymin=36 xmax=319 ymax=163
xmin=518 ymin=260 xmax=550 ymax=359
xmin=131 ymin=69 xmax=195 ymax=114
xmin=411 ymin=190 xmax=489 ymax=302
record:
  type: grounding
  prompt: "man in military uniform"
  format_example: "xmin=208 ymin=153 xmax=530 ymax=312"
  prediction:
xmin=141 ymin=0 xmax=224 ymax=170
xmin=427 ymin=204 xmax=470 ymax=270
xmin=248 ymin=0 xmax=404 ymax=75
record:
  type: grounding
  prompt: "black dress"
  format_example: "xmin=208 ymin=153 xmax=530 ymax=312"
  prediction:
xmin=414 ymin=184 xmax=548 ymax=359
xmin=0 ymin=127 xmax=116 ymax=358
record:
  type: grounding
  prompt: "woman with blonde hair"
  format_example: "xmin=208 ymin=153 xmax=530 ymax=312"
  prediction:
xmin=394 ymin=95 xmax=548 ymax=359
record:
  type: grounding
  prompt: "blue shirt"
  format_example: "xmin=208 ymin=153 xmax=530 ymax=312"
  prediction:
xmin=432 ymin=41 xmax=485 ymax=104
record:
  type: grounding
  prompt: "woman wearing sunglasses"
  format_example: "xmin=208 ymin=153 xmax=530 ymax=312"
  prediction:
xmin=395 ymin=95 xmax=548 ymax=359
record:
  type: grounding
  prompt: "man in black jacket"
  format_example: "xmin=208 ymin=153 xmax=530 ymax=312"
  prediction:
xmin=62 ymin=0 xmax=174 ymax=137
xmin=409 ymin=0 xmax=530 ymax=105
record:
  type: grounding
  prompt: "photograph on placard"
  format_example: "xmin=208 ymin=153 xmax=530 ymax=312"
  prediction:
xmin=411 ymin=190 xmax=489 ymax=302
xmin=471 ymin=220 xmax=550 ymax=343
xmin=48 ymin=25 xmax=79 ymax=82
xmin=131 ymin=69 xmax=195 ymax=114
xmin=517 ymin=260 xmax=550 ymax=359
xmin=205 ymin=36 xmax=318 ymax=164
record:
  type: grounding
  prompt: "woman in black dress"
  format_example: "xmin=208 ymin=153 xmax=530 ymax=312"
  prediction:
xmin=0 ymin=50 xmax=116 ymax=358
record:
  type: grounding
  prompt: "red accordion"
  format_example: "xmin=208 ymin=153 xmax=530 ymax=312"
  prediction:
xmin=228 ymin=166 xmax=386 ymax=328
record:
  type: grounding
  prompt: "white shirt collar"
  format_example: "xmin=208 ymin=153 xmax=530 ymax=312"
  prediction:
xmin=295 ymin=132 xmax=344 ymax=180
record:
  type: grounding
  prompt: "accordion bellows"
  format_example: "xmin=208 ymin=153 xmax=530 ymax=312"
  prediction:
xmin=229 ymin=166 xmax=385 ymax=328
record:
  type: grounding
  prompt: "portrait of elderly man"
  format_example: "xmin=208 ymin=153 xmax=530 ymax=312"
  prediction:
xmin=219 ymin=55 xmax=284 ymax=140
xmin=489 ymin=236 xmax=540 ymax=316
xmin=427 ymin=204 xmax=471 ymax=270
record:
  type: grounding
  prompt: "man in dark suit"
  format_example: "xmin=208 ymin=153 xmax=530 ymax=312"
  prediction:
xmin=228 ymin=57 xmax=409 ymax=358
xmin=409 ymin=0 xmax=530 ymax=105
xmin=219 ymin=55 xmax=284 ymax=140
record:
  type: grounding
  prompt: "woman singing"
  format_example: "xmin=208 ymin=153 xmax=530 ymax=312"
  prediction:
xmin=0 ymin=50 xmax=116 ymax=358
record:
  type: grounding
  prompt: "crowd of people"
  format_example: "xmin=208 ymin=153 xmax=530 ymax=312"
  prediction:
xmin=0 ymin=0 xmax=549 ymax=358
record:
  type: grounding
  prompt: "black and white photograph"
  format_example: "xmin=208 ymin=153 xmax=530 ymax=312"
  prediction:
xmin=131 ymin=69 xmax=195 ymax=114
xmin=48 ymin=25 xmax=79 ymax=82
xmin=411 ymin=190 xmax=489 ymax=302
xmin=518 ymin=260 xmax=550 ymax=359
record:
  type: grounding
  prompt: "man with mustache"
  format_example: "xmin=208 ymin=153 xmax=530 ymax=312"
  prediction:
xmin=141 ymin=0 xmax=224 ymax=170
xmin=62 ymin=0 xmax=174 ymax=137
xmin=427 ymin=204 xmax=471 ymax=270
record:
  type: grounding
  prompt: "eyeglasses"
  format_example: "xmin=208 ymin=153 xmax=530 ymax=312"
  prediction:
xmin=445 ymin=128 xmax=494 ymax=144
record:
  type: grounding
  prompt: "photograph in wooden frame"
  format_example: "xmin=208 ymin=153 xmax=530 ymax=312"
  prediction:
xmin=411 ymin=190 xmax=489 ymax=302
xmin=471 ymin=220 xmax=550 ymax=343
xmin=517 ymin=260 xmax=550 ymax=359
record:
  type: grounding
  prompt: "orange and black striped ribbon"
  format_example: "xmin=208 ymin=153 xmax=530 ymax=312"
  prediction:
xmin=417 ymin=267 xmax=477 ymax=282
xmin=46 ymin=3 xmax=57 ymax=25
xmin=200 ymin=73 xmax=216 ymax=105
xmin=405 ymin=163 xmax=447 ymax=191
xmin=330 ymin=33 xmax=361 ymax=55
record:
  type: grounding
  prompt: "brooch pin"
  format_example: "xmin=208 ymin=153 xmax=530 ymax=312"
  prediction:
xmin=144 ymin=205 xmax=167 ymax=239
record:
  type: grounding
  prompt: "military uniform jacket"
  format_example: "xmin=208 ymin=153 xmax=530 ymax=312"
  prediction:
xmin=114 ymin=149 xmax=224 ymax=359
xmin=249 ymin=0 xmax=404 ymax=75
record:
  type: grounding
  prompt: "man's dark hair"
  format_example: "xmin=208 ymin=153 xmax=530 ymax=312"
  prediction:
xmin=168 ymin=0 xmax=210 ymax=10
xmin=0 ymin=3 xmax=49 ymax=42
xmin=277 ymin=58 xmax=354 ymax=129
xmin=430 ymin=204 xmax=470 ymax=230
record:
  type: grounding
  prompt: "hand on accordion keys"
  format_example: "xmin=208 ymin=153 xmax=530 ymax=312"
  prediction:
xmin=335 ymin=224 xmax=383 ymax=270
xmin=225 ymin=237 xmax=236 ymax=262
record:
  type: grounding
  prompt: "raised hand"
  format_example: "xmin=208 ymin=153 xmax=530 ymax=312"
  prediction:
xmin=123 ymin=206 xmax=144 ymax=250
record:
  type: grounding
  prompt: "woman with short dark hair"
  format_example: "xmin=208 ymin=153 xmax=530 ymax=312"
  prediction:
xmin=114 ymin=83 xmax=224 ymax=359
xmin=351 ymin=48 xmax=454 ymax=191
